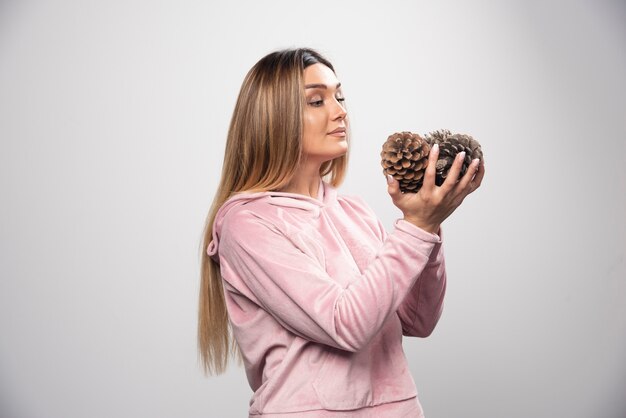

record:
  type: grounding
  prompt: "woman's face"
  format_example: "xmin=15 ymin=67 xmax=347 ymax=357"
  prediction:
xmin=302 ymin=63 xmax=348 ymax=163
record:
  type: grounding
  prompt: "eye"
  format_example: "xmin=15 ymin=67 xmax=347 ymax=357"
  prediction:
xmin=308 ymin=97 xmax=346 ymax=107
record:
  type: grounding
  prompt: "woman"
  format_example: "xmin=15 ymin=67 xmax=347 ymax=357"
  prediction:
xmin=198 ymin=47 xmax=484 ymax=417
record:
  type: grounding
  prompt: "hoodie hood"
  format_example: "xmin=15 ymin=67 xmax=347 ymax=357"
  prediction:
xmin=207 ymin=178 xmax=337 ymax=263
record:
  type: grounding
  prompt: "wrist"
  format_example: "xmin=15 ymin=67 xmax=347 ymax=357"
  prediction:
xmin=402 ymin=217 xmax=440 ymax=234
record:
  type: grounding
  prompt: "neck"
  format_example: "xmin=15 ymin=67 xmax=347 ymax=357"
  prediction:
xmin=279 ymin=160 xmax=322 ymax=198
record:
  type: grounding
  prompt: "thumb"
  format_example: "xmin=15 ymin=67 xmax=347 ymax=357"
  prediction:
xmin=386 ymin=174 xmax=400 ymax=199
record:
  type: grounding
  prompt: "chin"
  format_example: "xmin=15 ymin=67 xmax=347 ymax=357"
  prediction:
xmin=331 ymin=148 xmax=348 ymax=160
xmin=316 ymin=150 xmax=347 ymax=164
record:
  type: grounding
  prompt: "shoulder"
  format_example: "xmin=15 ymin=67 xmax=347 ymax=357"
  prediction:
xmin=219 ymin=201 xmax=327 ymax=264
xmin=217 ymin=206 xmax=287 ymax=262
xmin=221 ymin=202 xmax=281 ymax=238
xmin=219 ymin=198 xmax=310 ymax=246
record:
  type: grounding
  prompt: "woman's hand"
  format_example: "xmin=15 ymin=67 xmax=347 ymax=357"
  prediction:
xmin=386 ymin=143 xmax=485 ymax=234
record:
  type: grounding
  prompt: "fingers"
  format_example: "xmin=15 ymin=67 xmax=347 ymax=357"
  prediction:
xmin=440 ymin=151 xmax=466 ymax=194
xmin=456 ymin=157 xmax=481 ymax=192
xmin=386 ymin=174 xmax=400 ymax=202
xmin=469 ymin=159 xmax=485 ymax=192
xmin=422 ymin=143 xmax=438 ymax=191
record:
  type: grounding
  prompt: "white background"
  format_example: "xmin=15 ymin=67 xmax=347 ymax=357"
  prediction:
xmin=1 ymin=1 xmax=625 ymax=417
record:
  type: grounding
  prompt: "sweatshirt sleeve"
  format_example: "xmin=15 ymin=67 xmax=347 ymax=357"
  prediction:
xmin=348 ymin=195 xmax=447 ymax=338
xmin=386 ymin=220 xmax=447 ymax=338
xmin=218 ymin=208 xmax=441 ymax=353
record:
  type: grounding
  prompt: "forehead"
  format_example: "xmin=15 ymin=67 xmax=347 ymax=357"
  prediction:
xmin=303 ymin=63 xmax=340 ymax=87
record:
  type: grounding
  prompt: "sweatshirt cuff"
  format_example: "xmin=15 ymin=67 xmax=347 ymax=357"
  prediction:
xmin=394 ymin=218 xmax=442 ymax=243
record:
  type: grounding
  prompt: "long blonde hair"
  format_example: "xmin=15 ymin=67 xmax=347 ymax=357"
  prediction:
xmin=198 ymin=48 xmax=350 ymax=376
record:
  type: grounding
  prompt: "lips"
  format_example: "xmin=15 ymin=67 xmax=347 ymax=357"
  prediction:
xmin=328 ymin=127 xmax=346 ymax=135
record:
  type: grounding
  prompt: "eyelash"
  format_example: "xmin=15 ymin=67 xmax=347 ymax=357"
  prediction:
xmin=309 ymin=97 xmax=346 ymax=107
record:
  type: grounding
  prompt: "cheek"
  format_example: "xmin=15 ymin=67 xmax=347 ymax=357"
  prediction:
xmin=304 ymin=111 xmax=327 ymax=135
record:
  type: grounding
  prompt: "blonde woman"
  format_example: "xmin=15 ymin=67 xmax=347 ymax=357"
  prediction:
xmin=199 ymin=47 xmax=485 ymax=417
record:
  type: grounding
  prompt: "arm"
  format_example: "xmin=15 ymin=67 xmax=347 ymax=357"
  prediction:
xmin=395 ymin=223 xmax=447 ymax=337
xmin=218 ymin=209 xmax=441 ymax=353
xmin=369 ymin=208 xmax=447 ymax=338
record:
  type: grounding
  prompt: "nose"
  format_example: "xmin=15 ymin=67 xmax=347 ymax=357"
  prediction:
xmin=333 ymin=98 xmax=347 ymax=120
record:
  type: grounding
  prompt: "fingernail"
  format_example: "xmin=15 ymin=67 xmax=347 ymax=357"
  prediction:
xmin=472 ymin=158 xmax=480 ymax=167
xmin=458 ymin=151 xmax=466 ymax=160
xmin=432 ymin=143 xmax=439 ymax=152
xmin=387 ymin=174 xmax=394 ymax=184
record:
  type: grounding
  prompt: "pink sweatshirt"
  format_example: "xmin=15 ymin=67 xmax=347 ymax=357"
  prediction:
xmin=207 ymin=178 xmax=447 ymax=417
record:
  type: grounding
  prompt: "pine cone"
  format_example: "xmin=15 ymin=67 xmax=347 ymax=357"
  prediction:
xmin=380 ymin=131 xmax=431 ymax=193
xmin=423 ymin=129 xmax=452 ymax=146
xmin=424 ymin=130 xmax=483 ymax=186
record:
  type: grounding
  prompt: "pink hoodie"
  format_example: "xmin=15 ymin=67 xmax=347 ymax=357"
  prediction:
xmin=207 ymin=178 xmax=446 ymax=417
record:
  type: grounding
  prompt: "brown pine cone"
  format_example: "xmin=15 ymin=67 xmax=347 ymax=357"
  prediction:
xmin=380 ymin=131 xmax=431 ymax=193
xmin=424 ymin=130 xmax=483 ymax=186
xmin=423 ymin=129 xmax=452 ymax=146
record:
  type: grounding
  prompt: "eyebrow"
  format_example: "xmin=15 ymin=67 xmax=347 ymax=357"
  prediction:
xmin=305 ymin=82 xmax=342 ymax=90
